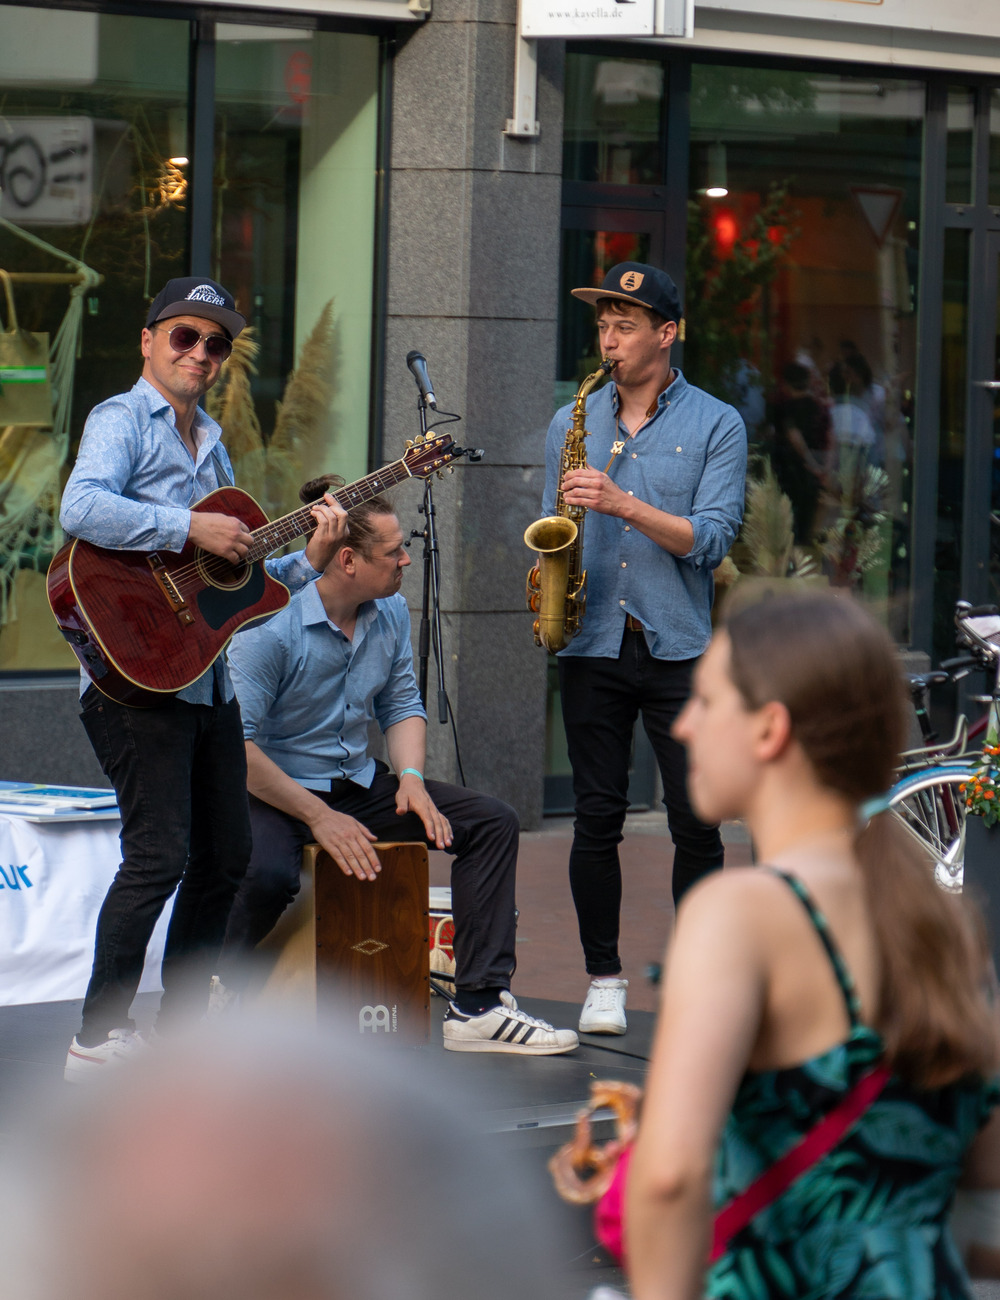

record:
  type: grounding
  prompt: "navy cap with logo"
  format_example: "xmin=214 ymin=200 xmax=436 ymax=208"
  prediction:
xmin=145 ymin=277 xmax=246 ymax=340
xmin=571 ymin=262 xmax=682 ymax=324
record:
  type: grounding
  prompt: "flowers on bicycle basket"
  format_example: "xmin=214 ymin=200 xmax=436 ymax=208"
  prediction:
xmin=961 ymin=746 xmax=1000 ymax=827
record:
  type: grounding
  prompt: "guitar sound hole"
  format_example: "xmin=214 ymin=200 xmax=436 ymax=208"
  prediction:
xmin=195 ymin=550 xmax=254 ymax=592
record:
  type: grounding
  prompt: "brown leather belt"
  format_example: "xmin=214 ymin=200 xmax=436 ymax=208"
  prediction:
xmin=624 ymin=614 xmax=644 ymax=632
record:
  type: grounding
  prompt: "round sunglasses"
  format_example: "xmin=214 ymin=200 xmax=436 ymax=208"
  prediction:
xmin=153 ymin=323 xmax=233 ymax=363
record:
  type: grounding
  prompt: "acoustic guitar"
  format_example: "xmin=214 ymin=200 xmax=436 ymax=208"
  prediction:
xmin=47 ymin=434 xmax=463 ymax=707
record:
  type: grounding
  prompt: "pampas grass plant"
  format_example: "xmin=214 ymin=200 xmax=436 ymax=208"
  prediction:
xmin=269 ymin=299 xmax=335 ymax=516
xmin=205 ymin=329 xmax=267 ymax=503
xmin=734 ymin=461 xmax=818 ymax=581
xmin=208 ymin=303 xmax=338 ymax=531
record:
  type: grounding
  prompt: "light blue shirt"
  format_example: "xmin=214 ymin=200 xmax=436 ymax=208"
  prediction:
xmin=542 ymin=368 xmax=746 ymax=661
xmin=60 ymin=377 xmax=320 ymax=704
xmin=228 ymin=584 xmax=426 ymax=790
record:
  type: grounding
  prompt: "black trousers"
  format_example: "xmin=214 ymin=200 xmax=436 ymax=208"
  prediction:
xmin=559 ymin=630 xmax=724 ymax=976
xmin=78 ymin=685 xmax=253 ymax=1040
xmin=220 ymin=763 xmax=519 ymax=993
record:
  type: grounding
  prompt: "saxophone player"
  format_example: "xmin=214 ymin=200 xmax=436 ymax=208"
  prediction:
xmin=543 ymin=262 xmax=747 ymax=1036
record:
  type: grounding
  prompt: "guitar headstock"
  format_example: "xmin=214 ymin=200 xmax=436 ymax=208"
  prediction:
xmin=402 ymin=433 xmax=461 ymax=479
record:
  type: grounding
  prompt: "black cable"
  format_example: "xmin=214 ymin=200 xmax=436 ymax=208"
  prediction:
xmin=576 ymin=1040 xmax=651 ymax=1064
xmin=444 ymin=693 xmax=467 ymax=786
xmin=429 ymin=973 xmax=455 ymax=1000
xmin=424 ymin=408 xmax=462 ymax=432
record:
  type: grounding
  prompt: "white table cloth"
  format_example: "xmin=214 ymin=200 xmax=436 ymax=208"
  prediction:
xmin=0 ymin=813 xmax=171 ymax=1006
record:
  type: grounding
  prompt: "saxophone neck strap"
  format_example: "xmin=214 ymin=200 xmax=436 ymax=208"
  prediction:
xmin=604 ymin=414 xmax=636 ymax=473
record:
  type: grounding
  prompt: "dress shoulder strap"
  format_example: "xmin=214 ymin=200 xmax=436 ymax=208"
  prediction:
xmin=769 ymin=869 xmax=863 ymax=1028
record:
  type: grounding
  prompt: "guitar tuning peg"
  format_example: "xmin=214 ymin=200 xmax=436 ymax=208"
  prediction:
xmin=448 ymin=466 xmax=455 ymax=475
xmin=405 ymin=440 xmax=414 ymax=449
xmin=414 ymin=433 xmax=425 ymax=444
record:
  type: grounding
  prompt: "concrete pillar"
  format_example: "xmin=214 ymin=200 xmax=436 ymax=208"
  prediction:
xmin=383 ymin=2 xmax=564 ymax=828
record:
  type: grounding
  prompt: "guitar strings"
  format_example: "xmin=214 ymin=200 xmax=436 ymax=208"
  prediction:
xmin=168 ymin=470 xmax=405 ymax=587
xmin=163 ymin=456 xmax=422 ymax=593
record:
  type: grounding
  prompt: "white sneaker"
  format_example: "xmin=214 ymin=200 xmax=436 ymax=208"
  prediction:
xmin=443 ymin=991 xmax=579 ymax=1055
xmin=64 ymin=1028 xmax=147 ymax=1083
xmin=579 ymin=977 xmax=628 ymax=1035
xmin=207 ymin=975 xmax=240 ymax=1016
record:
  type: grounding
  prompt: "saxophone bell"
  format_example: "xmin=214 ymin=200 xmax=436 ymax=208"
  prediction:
xmin=523 ymin=515 xmax=578 ymax=556
xmin=525 ymin=358 xmax=615 ymax=654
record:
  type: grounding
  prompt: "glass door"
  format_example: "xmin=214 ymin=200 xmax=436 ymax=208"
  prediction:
xmin=971 ymin=231 xmax=1000 ymax=609
xmin=936 ymin=88 xmax=1000 ymax=653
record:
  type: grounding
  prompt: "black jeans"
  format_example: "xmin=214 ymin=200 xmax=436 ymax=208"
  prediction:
xmin=220 ymin=763 xmax=519 ymax=993
xmin=559 ymin=630 xmax=724 ymax=976
xmin=78 ymin=685 xmax=252 ymax=1041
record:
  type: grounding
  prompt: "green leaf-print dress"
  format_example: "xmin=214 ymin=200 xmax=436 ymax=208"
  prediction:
xmin=707 ymin=872 xmax=998 ymax=1300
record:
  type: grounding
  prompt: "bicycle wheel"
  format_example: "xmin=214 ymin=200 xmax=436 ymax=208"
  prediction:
xmin=882 ymin=765 xmax=975 ymax=892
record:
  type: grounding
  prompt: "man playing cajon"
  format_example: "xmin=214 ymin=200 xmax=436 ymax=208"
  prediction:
xmin=218 ymin=481 xmax=578 ymax=1056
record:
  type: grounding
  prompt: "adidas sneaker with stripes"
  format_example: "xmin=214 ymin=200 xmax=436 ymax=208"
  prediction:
xmin=442 ymin=991 xmax=579 ymax=1055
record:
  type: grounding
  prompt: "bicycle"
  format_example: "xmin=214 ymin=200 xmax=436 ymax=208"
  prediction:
xmin=866 ymin=602 xmax=1000 ymax=893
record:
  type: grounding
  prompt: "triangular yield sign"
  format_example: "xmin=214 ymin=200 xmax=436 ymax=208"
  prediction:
xmin=850 ymin=186 xmax=903 ymax=248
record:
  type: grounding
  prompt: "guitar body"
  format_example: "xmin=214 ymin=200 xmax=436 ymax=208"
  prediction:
xmin=46 ymin=436 xmax=466 ymax=707
xmin=47 ymin=487 xmax=291 ymax=706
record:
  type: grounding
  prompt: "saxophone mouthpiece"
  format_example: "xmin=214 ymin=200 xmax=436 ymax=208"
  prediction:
xmin=601 ymin=358 xmax=616 ymax=373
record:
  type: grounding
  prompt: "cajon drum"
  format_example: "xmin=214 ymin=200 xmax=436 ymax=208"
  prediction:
xmin=256 ymin=840 xmax=430 ymax=1039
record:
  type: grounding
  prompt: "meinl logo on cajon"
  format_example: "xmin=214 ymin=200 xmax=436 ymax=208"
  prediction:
xmin=359 ymin=1004 xmax=397 ymax=1033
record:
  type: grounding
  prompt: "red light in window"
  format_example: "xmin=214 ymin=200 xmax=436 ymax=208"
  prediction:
xmin=285 ymin=51 xmax=312 ymax=104
xmin=712 ymin=210 xmax=738 ymax=258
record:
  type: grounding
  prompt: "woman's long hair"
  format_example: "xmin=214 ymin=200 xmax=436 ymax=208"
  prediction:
xmin=724 ymin=588 xmax=998 ymax=1089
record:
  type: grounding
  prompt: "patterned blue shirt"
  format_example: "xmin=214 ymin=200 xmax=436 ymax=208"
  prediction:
xmin=228 ymin=584 xmax=426 ymax=790
xmin=60 ymin=377 xmax=320 ymax=704
xmin=542 ymin=368 xmax=746 ymax=661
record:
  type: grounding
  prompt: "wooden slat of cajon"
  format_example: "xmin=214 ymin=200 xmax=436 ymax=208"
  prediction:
xmin=256 ymin=841 xmax=430 ymax=1039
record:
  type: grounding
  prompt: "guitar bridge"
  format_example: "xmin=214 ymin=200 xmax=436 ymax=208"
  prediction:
xmin=147 ymin=553 xmax=195 ymax=626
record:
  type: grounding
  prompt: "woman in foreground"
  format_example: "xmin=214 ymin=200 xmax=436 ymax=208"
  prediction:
xmin=625 ymin=590 xmax=1000 ymax=1300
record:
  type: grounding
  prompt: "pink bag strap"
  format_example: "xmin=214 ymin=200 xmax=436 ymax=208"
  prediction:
xmin=709 ymin=1062 xmax=891 ymax=1263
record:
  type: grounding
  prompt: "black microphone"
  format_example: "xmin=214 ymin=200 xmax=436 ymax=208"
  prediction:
xmin=406 ymin=351 xmax=437 ymax=409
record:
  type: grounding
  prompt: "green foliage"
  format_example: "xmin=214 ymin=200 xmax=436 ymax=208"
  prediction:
xmin=961 ymin=746 xmax=1000 ymax=827
xmin=684 ymin=183 xmax=799 ymax=400
xmin=690 ymin=66 xmax=817 ymax=133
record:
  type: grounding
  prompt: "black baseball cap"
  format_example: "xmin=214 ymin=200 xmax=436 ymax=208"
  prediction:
xmin=572 ymin=262 xmax=682 ymax=323
xmin=145 ymin=277 xmax=246 ymax=339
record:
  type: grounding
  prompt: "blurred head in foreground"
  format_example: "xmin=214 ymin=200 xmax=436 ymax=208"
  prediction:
xmin=5 ymin=1011 xmax=572 ymax=1300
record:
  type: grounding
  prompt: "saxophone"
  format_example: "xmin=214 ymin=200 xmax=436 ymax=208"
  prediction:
xmin=525 ymin=358 xmax=615 ymax=653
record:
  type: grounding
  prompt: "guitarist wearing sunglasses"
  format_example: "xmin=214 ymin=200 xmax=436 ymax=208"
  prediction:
xmin=60 ymin=277 xmax=347 ymax=1082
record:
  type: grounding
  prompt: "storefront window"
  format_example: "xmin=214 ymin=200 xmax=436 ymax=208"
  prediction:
xmin=0 ymin=15 xmax=380 ymax=675
xmin=0 ymin=7 xmax=189 ymax=672
xmin=557 ymin=226 xmax=652 ymax=407
xmin=937 ymin=229 xmax=970 ymax=661
xmin=687 ymin=66 xmax=923 ymax=638
xmin=563 ymin=54 xmax=665 ymax=186
xmin=212 ymin=26 xmax=379 ymax=517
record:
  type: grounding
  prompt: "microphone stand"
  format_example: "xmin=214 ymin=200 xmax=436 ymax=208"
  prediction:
xmin=412 ymin=397 xmax=449 ymax=727
xmin=403 ymin=367 xmax=483 ymax=786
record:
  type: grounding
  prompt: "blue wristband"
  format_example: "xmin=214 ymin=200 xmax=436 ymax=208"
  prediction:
xmin=400 ymin=768 xmax=424 ymax=782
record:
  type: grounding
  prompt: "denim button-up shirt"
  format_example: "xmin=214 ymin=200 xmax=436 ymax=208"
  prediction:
xmin=228 ymin=584 xmax=426 ymax=790
xmin=542 ymin=368 xmax=746 ymax=661
xmin=60 ymin=377 xmax=320 ymax=704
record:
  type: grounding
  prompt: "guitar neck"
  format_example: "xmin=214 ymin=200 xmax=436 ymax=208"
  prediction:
xmin=246 ymin=460 xmax=413 ymax=563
